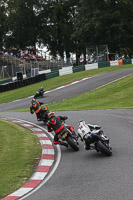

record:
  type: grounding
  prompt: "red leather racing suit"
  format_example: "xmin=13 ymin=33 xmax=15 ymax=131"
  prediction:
xmin=47 ymin=116 xmax=69 ymax=144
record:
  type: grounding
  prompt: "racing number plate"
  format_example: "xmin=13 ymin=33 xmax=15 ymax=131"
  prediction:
xmin=62 ymin=132 xmax=68 ymax=139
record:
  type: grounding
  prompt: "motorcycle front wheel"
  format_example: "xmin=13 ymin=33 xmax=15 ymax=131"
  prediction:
xmin=96 ymin=140 xmax=112 ymax=156
xmin=66 ymin=136 xmax=79 ymax=151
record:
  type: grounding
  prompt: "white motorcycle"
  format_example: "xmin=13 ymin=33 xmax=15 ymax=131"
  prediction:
xmin=77 ymin=120 xmax=112 ymax=156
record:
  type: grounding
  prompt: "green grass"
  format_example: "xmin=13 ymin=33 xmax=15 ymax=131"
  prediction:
xmin=1 ymin=64 xmax=133 ymax=104
xmin=0 ymin=119 xmax=42 ymax=199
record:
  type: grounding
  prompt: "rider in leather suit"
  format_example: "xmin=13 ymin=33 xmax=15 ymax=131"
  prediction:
xmin=47 ymin=112 xmax=69 ymax=147
xmin=30 ymin=98 xmax=47 ymax=121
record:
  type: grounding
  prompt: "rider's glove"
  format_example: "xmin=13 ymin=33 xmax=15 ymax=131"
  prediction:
xmin=30 ymin=111 xmax=34 ymax=114
xmin=65 ymin=116 xmax=68 ymax=120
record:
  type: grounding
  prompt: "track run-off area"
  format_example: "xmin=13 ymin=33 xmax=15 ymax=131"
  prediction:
xmin=1 ymin=68 xmax=133 ymax=200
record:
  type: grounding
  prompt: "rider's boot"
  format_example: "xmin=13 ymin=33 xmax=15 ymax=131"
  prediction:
xmin=84 ymin=138 xmax=91 ymax=150
xmin=84 ymin=143 xmax=90 ymax=150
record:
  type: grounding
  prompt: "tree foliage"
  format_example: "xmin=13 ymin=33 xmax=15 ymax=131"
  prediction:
xmin=0 ymin=0 xmax=8 ymax=48
xmin=0 ymin=0 xmax=133 ymax=58
xmin=72 ymin=0 xmax=133 ymax=57
xmin=5 ymin=0 xmax=41 ymax=48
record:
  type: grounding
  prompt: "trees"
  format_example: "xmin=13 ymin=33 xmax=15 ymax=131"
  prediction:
xmin=5 ymin=0 xmax=41 ymax=48
xmin=0 ymin=0 xmax=133 ymax=59
xmin=39 ymin=0 xmax=78 ymax=59
xmin=72 ymin=0 xmax=133 ymax=58
xmin=0 ymin=0 xmax=8 ymax=49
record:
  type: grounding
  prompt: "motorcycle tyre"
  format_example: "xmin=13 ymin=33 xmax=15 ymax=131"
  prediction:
xmin=96 ymin=140 xmax=112 ymax=156
xmin=43 ymin=120 xmax=48 ymax=125
xmin=66 ymin=136 xmax=79 ymax=151
xmin=34 ymin=93 xmax=40 ymax=99
xmin=34 ymin=94 xmax=37 ymax=99
xmin=42 ymin=116 xmax=48 ymax=124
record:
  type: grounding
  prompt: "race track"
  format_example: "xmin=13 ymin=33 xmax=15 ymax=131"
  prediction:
xmin=0 ymin=68 xmax=133 ymax=200
xmin=1 ymin=67 xmax=133 ymax=112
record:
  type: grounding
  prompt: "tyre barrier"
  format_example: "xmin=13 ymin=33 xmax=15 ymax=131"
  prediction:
xmin=98 ymin=61 xmax=110 ymax=68
xmin=0 ymin=74 xmax=46 ymax=93
xmin=45 ymin=68 xmax=59 ymax=80
xmin=73 ymin=65 xmax=85 ymax=73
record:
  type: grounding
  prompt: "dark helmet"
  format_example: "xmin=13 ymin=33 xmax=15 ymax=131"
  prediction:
xmin=48 ymin=112 xmax=55 ymax=119
xmin=31 ymin=98 xmax=36 ymax=104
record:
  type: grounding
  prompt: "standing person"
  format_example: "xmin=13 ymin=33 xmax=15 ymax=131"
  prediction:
xmin=30 ymin=99 xmax=48 ymax=121
xmin=47 ymin=112 xmax=69 ymax=147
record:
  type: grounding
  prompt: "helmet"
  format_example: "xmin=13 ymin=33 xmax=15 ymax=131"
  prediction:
xmin=48 ymin=112 xmax=55 ymax=119
xmin=41 ymin=86 xmax=44 ymax=89
xmin=31 ymin=98 xmax=36 ymax=104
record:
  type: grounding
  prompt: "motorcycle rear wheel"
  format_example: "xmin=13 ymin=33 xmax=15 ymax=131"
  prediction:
xmin=34 ymin=94 xmax=38 ymax=99
xmin=96 ymin=140 xmax=112 ymax=156
xmin=66 ymin=136 xmax=79 ymax=151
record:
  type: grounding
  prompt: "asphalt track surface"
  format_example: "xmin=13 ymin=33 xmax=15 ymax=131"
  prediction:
xmin=1 ymin=68 xmax=133 ymax=200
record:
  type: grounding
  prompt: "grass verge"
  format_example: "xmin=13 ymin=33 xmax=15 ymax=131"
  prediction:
xmin=0 ymin=64 xmax=133 ymax=104
xmin=0 ymin=119 xmax=42 ymax=199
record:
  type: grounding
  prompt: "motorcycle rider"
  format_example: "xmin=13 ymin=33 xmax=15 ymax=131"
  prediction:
xmin=30 ymin=98 xmax=48 ymax=121
xmin=34 ymin=86 xmax=45 ymax=99
xmin=38 ymin=86 xmax=45 ymax=94
xmin=78 ymin=121 xmax=101 ymax=150
xmin=47 ymin=112 xmax=69 ymax=147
